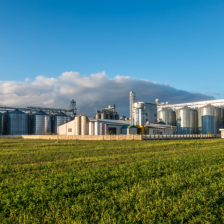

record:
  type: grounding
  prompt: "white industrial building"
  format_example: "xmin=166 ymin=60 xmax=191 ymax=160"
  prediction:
xmin=58 ymin=118 xmax=131 ymax=135
xmin=133 ymin=102 xmax=157 ymax=125
xmin=146 ymin=123 xmax=177 ymax=135
xmin=220 ymin=129 xmax=224 ymax=138
xmin=57 ymin=116 xmax=176 ymax=136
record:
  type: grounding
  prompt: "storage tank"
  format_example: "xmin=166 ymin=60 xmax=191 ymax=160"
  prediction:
xmin=7 ymin=109 xmax=28 ymax=135
xmin=75 ymin=116 xmax=81 ymax=135
xmin=81 ymin=116 xmax=89 ymax=135
xmin=0 ymin=112 xmax=2 ymax=135
xmin=73 ymin=118 xmax=77 ymax=135
xmin=100 ymin=123 xmax=106 ymax=135
xmin=176 ymin=106 xmax=198 ymax=134
xmin=222 ymin=107 xmax=224 ymax=128
xmin=115 ymin=114 xmax=119 ymax=120
xmin=1 ymin=112 xmax=6 ymax=135
xmin=106 ymin=114 xmax=110 ymax=119
xmin=31 ymin=110 xmax=51 ymax=135
xmin=111 ymin=114 xmax=115 ymax=120
xmin=89 ymin=122 xmax=95 ymax=135
xmin=198 ymin=104 xmax=222 ymax=135
xmin=52 ymin=112 xmax=71 ymax=133
xmin=101 ymin=112 xmax=106 ymax=119
xmin=95 ymin=121 xmax=99 ymax=135
xmin=157 ymin=108 xmax=176 ymax=126
xmin=96 ymin=113 xmax=101 ymax=119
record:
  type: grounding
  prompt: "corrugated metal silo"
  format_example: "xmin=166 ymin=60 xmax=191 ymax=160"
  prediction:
xmin=81 ymin=116 xmax=89 ymax=135
xmin=176 ymin=106 xmax=198 ymax=134
xmin=106 ymin=114 xmax=110 ymax=119
xmin=111 ymin=114 xmax=115 ymax=120
xmin=115 ymin=114 xmax=119 ymax=120
xmin=198 ymin=105 xmax=221 ymax=134
xmin=52 ymin=112 xmax=71 ymax=133
xmin=157 ymin=108 xmax=176 ymax=126
xmin=31 ymin=110 xmax=51 ymax=135
xmin=1 ymin=113 xmax=6 ymax=135
xmin=8 ymin=109 xmax=28 ymax=135
xmin=0 ymin=113 xmax=2 ymax=135
xmin=75 ymin=116 xmax=81 ymax=135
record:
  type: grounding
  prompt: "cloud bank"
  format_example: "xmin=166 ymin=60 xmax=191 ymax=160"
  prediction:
xmin=0 ymin=71 xmax=214 ymax=117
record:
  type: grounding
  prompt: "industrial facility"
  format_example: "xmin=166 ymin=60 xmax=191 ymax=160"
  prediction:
xmin=0 ymin=100 xmax=76 ymax=135
xmin=157 ymin=98 xmax=224 ymax=135
xmin=1 ymin=92 xmax=224 ymax=138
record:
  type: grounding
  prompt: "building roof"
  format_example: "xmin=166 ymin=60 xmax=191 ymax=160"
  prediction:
xmin=96 ymin=119 xmax=130 ymax=126
xmin=127 ymin=125 xmax=137 ymax=128
xmin=134 ymin=102 xmax=157 ymax=105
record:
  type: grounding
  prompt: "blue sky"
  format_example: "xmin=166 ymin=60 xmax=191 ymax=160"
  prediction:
xmin=0 ymin=0 xmax=224 ymax=114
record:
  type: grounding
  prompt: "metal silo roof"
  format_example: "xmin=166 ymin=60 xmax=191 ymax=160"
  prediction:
xmin=9 ymin=109 xmax=26 ymax=114
xmin=33 ymin=110 xmax=48 ymax=116
xmin=55 ymin=112 xmax=69 ymax=116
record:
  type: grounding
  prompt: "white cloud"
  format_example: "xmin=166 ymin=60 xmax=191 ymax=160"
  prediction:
xmin=25 ymin=77 xmax=31 ymax=82
xmin=0 ymin=71 xmax=215 ymax=117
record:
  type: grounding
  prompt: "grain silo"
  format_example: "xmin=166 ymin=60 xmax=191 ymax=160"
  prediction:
xmin=0 ymin=113 xmax=2 ymax=135
xmin=101 ymin=112 xmax=106 ymax=119
xmin=111 ymin=114 xmax=115 ymax=120
xmin=52 ymin=112 xmax=71 ymax=133
xmin=31 ymin=110 xmax=51 ymax=135
xmin=96 ymin=113 xmax=101 ymax=119
xmin=75 ymin=116 xmax=81 ymax=135
xmin=198 ymin=104 xmax=222 ymax=135
xmin=89 ymin=121 xmax=95 ymax=135
xmin=1 ymin=113 xmax=6 ymax=135
xmin=100 ymin=123 xmax=106 ymax=135
xmin=176 ymin=106 xmax=198 ymax=134
xmin=7 ymin=109 xmax=28 ymax=135
xmin=157 ymin=108 xmax=176 ymax=126
xmin=115 ymin=114 xmax=119 ymax=120
xmin=94 ymin=121 xmax=99 ymax=135
xmin=222 ymin=107 xmax=224 ymax=128
xmin=81 ymin=116 xmax=89 ymax=135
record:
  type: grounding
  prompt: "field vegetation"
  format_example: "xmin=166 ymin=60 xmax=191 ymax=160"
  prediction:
xmin=1 ymin=138 xmax=224 ymax=223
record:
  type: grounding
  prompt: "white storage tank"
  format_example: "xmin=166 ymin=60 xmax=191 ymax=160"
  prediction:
xmin=100 ymin=123 xmax=107 ymax=135
xmin=89 ymin=122 xmax=95 ymax=135
xmin=96 ymin=113 xmax=101 ymax=119
xmin=101 ymin=112 xmax=106 ymax=119
xmin=75 ymin=116 xmax=81 ymax=135
xmin=157 ymin=108 xmax=176 ymax=126
xmin=81 ymin=116 xmax=89 ymax=135
xmin=176 ymin=106 xmax=198 ymax=134
xmin=198 ymin=104 xmax=222 ymax=135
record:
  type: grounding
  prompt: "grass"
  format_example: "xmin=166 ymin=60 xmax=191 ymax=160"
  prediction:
xmin=0 ymin=138 xmax=224 ymax=223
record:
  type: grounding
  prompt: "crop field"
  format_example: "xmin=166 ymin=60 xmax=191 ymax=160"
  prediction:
xmin=1 ymin=139 xmax=224 ymax=223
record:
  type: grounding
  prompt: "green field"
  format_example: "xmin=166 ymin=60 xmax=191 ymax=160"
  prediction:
xmin=1 ymin=139 xmax=224 ymax=223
